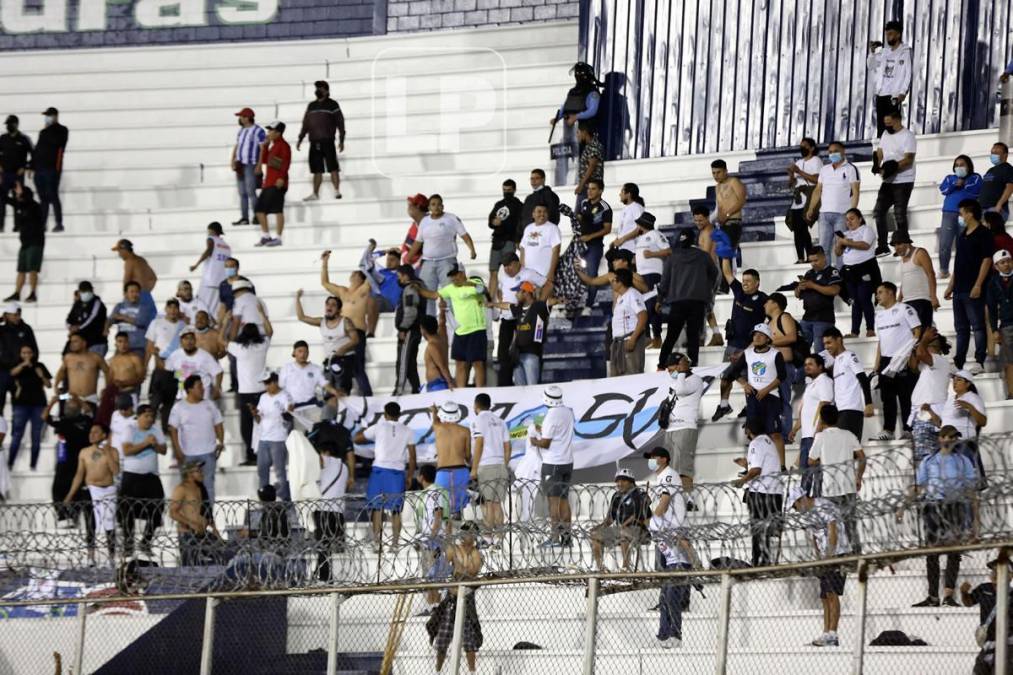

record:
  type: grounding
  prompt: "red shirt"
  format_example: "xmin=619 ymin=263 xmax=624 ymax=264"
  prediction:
xmin=401 ymin=221 xmax=422 ymax=266
xmin=261 ymin=138 xmax=291 ymax=189
xmin=995 ymin=233 xmax=1013 ymax=260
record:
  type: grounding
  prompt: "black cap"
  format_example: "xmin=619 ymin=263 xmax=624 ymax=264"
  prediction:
xmin=643 ymin=447 xmax=670 ymax=460
xmin=4 ymin=115 xmax=17 ymax=125
xmin=42 ymin=107 xmax=58 ymax=116
xmin=664 ymin=352 xmax=688 ymax=367
xmin=314 ymin=80 xmax=329 ymax=89
xmin=635 ymin=212 xmax=656 ymax=229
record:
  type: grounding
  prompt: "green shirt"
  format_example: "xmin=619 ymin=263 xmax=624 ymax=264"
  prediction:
xmin=438 ymin=283 xmax=487 ymax=336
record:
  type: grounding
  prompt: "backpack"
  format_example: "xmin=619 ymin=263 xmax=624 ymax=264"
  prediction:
xmin=657 ymin=388 xmax=678 ymax=430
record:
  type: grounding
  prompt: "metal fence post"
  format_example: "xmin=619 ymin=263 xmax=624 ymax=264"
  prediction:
xmin=998 ymin=549 xmax=1010 ymax=675
xmin=199 ymin=597 xmax=218 ymax=675
xmin=582 ymin=577 xmax=600 ymax=675
xmin=851 ymin=561 xmax=869 ymax=675
xmin=714 ymin=573 xmax=734 ymax=675
xmin=447 ymin=584 xmax=468 ymax=675
xmin=73 ymin=602 xmax=86 ymax=675
xmin=326 ymin=593 xmax=344 ymax=675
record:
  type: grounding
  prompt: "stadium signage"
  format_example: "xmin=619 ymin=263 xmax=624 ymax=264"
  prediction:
xmin=0 ymin=0 xmax=278 ymax=34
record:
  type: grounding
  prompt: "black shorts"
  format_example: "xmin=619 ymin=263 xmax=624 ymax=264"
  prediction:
xmin=541 ymin=462 xmax=573 ymax=498
xmin=450 ymin=330 xmax=487 ymax=363
xmin=255 ymin=186 xmax=286 ymax=215
xmin=818 ymin=569 xmax=846 ymax=598
xmin=309 ymin=140 xmax=339 ymax=174
xmin=745 ymin=394 xmax=782 ymax=435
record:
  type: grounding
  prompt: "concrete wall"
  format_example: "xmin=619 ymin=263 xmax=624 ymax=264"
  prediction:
xmin=385 ymin=0 xmax=579 ymax=33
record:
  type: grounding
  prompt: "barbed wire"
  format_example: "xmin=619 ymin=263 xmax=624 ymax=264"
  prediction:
xmin=0 ymin=433 xmax=1011 ymax=598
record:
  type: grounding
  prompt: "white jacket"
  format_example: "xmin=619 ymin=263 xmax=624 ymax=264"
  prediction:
xmin=867 ymin=44 xmax=913 ymax=97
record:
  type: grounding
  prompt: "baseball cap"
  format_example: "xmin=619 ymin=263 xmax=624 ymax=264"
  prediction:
xmin=752 ymin=323 xmax=773 ymax=339
xmin=446 ymin=263 xmax=466 ymax=278
xmin=952 ymin=369 xmax=975 ymax=382
xmin=665 ymin=352 xmax=689 ymax=368
xmin=41 ymin=107 xmax=58 ymax=116
xmin=2 ymin=301 xmax=20 ymax=315
xmin=635 ymin=212 xmax=656 ymax=229
xmin=231 ymin=279 xmax=253 ymax=292
xmin=4 ymin=114 xmax=17 ymax=125
xmin=260 ymin=368 xmax=278 ymax=383
xmin=785 ymin=486 xmax=806 ymax=511
xmin=314 ymin=80 xmax=329 ymax=89
xmin=437 ymin=401 xmax=461 ymax=423
xmin=513 ymin=280 xmax=537 ymax=294
xmin=180 ymin=325 xmax=197 ymax=336
xmin=265 ymin=120 xmax=286 ymax=133
xmin=543 ymin=385 xmax=563 ymax=407
xmin=642 ymin=447 xmax=670 ymax=460
xmin=111 ymin=238 xmax=133 ymax=252
xmin=614 ymin=467 xmax=635 ymax=482
xmin=407 ymin=193 xmax=429 ymax=209
xmin=994 ymin=249 xmax=1012 ymax=265
xmin=234 ymin=107 xmax=255 ymax=118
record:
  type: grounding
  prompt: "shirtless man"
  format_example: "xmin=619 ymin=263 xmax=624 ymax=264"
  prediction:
xmin=106 ymin=332 xmax=146 ymax=398
xmin=692 ymin=205 xmax=724 ymax=346
xmin=711 ymin=159 xmax=747 ymax=255
xmin=420 ymin=315 xmax=454 ymax=392
xmin=63 ymin=422 xmax=118 ymax=563
xmin=296 ymin=290 xmax=362 ymax=395
xmin=430 ymin=402 xmax=471 ymax=518
xmin=169 ymin=459 xmax=220 ymax=566
xmin=56 ymin=333 xmax=110 ymax=409
xmin=320 ymin=250 xmax=370 ymax=332
xmin=434 ymin=521 xmax=484 ymax=673
xmin=113 ymin=239 xmax=157 ymax=293
xmin=765 ymin=292 xmax=801 ymax=440
xmin=193 ymin=310 xmax=226 ymax=359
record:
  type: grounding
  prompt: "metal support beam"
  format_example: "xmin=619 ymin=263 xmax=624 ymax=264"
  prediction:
xmin=326 ymin=593 xmax=344 ymax=675
xmin=582 ymin=577 xmax=600 ymax=675
xmin=199 ymin=597 xmax=217 ymax=675
xmin=851 ymin=561 xmax=869 ymax=675
xmin=714 ymin=573 xmax=734 ymax=675
xmin=448 ymin=585 xmax=467 ymax=675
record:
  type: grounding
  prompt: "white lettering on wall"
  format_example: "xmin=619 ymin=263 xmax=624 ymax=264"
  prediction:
xmin=76 ymin=0 xmax=108 ymax=31
xmin=216 ymin=0 xmax=277 ymax=24
xmin=0 ymin=0 xmax=67 ymax=34
xmin=134 ymin=0 xmax=206 ymax=28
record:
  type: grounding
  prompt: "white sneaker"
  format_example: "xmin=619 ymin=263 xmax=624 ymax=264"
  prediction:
xmin=871 ymin=431 xmax=894 ymax=442
xmin=303 ymin=193 xmax=319 ymax=202
xmin=658 ymin=637 xmax=682 ymax=649
xmin=968 ymin=363 xmax=984 ymax=375
xmin=810 ymin=633 xmax=839 ymax=647
xmin=334 ymin=191 xmax=342 ymax=199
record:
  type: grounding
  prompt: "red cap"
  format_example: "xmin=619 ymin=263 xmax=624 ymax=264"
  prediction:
xmin=235 ymin=107 xmax=255 ymax=118
xmin=407 ymin=193 xmax=429 ymax=209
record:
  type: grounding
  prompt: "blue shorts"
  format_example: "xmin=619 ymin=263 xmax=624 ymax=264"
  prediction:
xmin=425 ymin=376 xmax=449 ymax=392
xmin=746 ymin=394 xmax=782 ymax=435
xmin=435 ymin=466 xmax=470 ymax=515
xmin=451 ymin=330 xmax=488 ymax=364
xmin=366 ymin=467 xmax=406 ymax=512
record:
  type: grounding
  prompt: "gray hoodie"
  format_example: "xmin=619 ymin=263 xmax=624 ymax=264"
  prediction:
xmin=658 ymin=247 xmax=718 ymax=305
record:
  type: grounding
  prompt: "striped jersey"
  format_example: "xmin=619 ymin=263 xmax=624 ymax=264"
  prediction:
xmin=235 ymin=124 xmax=266 ymax=165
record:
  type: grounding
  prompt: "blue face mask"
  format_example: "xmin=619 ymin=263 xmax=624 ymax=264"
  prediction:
xmin=954 ymin=166 xmax=968 ymax=178
xmin=828 ymin=152 xmax=843 ymax=164
xmin=958 ymin=216 xmax=966 ymax=227
xmin=225 ymin=267 xmax=237 ymax=278
xmin=991 ymin=154 xmax=1002 ymax=166
xmin=79 ymin=291 xmax=93 ymax=303
xmin=647 ymin=458 xmax=659 ymax=471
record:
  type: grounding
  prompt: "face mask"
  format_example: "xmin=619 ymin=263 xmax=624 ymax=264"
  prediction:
xmin=991 ymin=154 xmax=1002 ymax=166
xmin=955 ymin=166 xmax=968 ymax=178
xmin=315 ymin=89 xmax=326 ymax=98
xmin=647 ymin=458 xmax=659 ymax=471
xmin=829 ymin=152 xmax=843 ymax=164
xmin=225 ymin=267 xmax=237 ymax=278
xmin=503 ymin=191 xmax=514 ymax=200
xmin=799 ymin=146 xmax=809 ymax=157
xmin=44 ymin=115 xmax=55 ymax=126
xmin=958 ymin=216 xmax=966 ymax=227
xmin=79 ymin=291 xmax=93 ymax=303
xmin=886 ymin=126 xmax=898 ymax=134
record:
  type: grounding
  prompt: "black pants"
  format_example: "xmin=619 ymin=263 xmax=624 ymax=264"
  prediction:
xmin=659 ymin=299 xmax=706 ymax=368
xmin=837 ymin=409 xmax=864 ymax=443
xmin=496 ymin=319 xmax=516 ymax=387
xmin=873 ymin=181 xmax=913 ymax=247
xmin=905 ymin=299 xmax=933 ymax=329
xmin=149 ymin=368 xmax=178 ymax=433
xmin=353 ymin=330 xmax=373 ymax=396
xmin=642 ymin=273 xmax=663 ymax=339
xmin=923 ymin=502 xmax=966 ymax=596
xmin=238 ymin=392 xmax=260 ymax=462
xmin=878 ymin=356 xmax=914 ymax=435
xmin=874 ymin=95 xmax=901 ymax=137
xmin=790 ymin=208 xmax=813 ymax=261
xmin=313 ymin=510 xmax=346 ymax=582
xmin=118 ymin=472 xmax=165 ymax=554
xmin=746 ymin=491 xmax=783 ymax=567
xmin=394 ymin=326 xmax=421 ymax=395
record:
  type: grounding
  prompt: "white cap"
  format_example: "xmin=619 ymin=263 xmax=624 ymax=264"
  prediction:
xmin=752 ymin=323 xmax=773 ymax=340
xmin=614 ymin=467 xmax=635 ymax=482
xmin=952 ymin=369 xmax=975 ymax=382
xmin=543 ymin=385 xmax=563 ymax=408
xmin=995 ymin=249 xmax=1012 ymax=265
xmin=2 ymin=301 xmax=20 ymax=315
xmin=785 ymin=486 xmax=806 ymax=511
xmin=231 ymin=279 xmax=253 ymax=292
xmin=259 ymin=368 xmax=277 ymax=382
xmin=437 ymin=401 xmax=461 ymax=423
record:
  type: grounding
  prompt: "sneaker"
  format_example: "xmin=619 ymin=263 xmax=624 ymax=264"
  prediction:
xmin=52 ymin=224 xmax=64 ymax=233
xmin=265 ymin=237 xmax=283 ymax=247
xmin=711 ymin=403 xmax=732 ymax=422
xmin=658 ymin=637 xmax=682 ymax=649
xmin=912 ymin=596 xmax=940 ymax=608
xmin=875 ymin=248 xmax=891 ymax=258
xmin=239 ymin=459 xmax=257 ymax=467
xmin=810 ymin=633 xmax=839 ymax=647
xmin=938 ymin=271 xmax=950 ymax=280
xmin=942 ymin=596 xmax=960 ymax=607
xmin=968 ymin=363 xmax=984 ymax=376
xmin=900 ymin=430 xmax=913 ymax=441
xmin=3 ymin=292 xmax=18 ymax=302
xmin=254 ymin=236 xmax=270 ymax=247
xmin=413 ymin=608 xmax=432 ymax=617
xmin=707 ymin=333 xmax=724 ymax=347
xmin=736 ymin=407 xmax=747 ymax=418
xmin=335 ymin=191 xmax=342 ymax=199
xmin=231 ymin=218 xmax=249 ymax=226
xmin=303 ymin=193 xmax=319 ymax=202
xmin=871 ymin=432 xmax=894 ymax=442
xmin=24 ymin=293 xmax=36 ymax=303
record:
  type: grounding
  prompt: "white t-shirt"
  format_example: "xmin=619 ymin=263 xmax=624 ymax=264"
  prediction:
xmin=817 ymin=162 xmax=860 ymax=214
xmin=362 ymin=418 xmax=413 ymax=471
xmin=879 ymin=128 xmax=917 ymax=183
xmin=417 ymin=212 xmax=467 ymax=261
xmin=145 ymin=317 xmax=183 ymax=358
xmin=746 ymin=435 xmax=782 ymax=494
xmin=497 ymin=267 xmax=539 ymax=306
xmin=800 ymin=373 xmax=834 ymax=440
xmin=178 ymin=299 xmax=197 ymax=325
xmin=279 ymin=361 xmax=328 ymax=404
xmin=167 ymin=399 xmax=223 ymax=456
xmin=933 ymin=391 xmax=986 ymax=440
xmin=635 ymin=229 xmax=669 ymax=277
xmin=233 ymin=292 xmax=265 ymax=329
xmin=831 ymin=350 xmax=866 ymax=412
xmin=614 ymin=202 xmax=645 ymax=252
xmin=164 ymin=347 xmax=223 ymax=399
xmin=202 ymin=235 xmax=232 ymax=287
xmin=519 ymin=222 xmax=563 ymax=278
xmin=471 ymin=410 xmax=509 ymax=466
xmin=792 ymin=156 xmax=824 ymax=203
xmin=875 ymin=303 xmax=920 ymax=357
xmin=227 ymin=340 xmax=270 ymax=395
xmin=808 ymin=498 xmax=851 ymax=557
xmin=109 ymin=410 xmax=136 ymax=463
xmin=666 ymin=372 xmax=704 ymax=431
xmin=808 ymin=427 xmax=860 ymax=496
xmin=540 ymin=405 xmax=575 ymax=465
xmin=256 ymin=390 xmax=294 ymax=443
xmin=318 ymin=455 xmax=349 ymax=511
xmin=909 ymin=354 xmax=955 ymax=425
xmin=648 ymin=465 xmax=685 ymax=532
xmin=123 ymin=425 xmax=164 ymax=475
xmin=840 ymin=224 xmax=877 ymax=266
xmin=612 ymin=287 xmax=646 ymax=338
xmin=742 ymin=347 xmax=782 ymax=390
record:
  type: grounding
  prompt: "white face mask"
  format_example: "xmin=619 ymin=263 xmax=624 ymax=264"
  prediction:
xmin=44 ymin=115 xmax=55 ymax=126
xmin=79 ymin=291 xmax=93 ymax=303
xmin=954 ymin=166 xmax=968 ymax=178
xmin=647 ymin=458 xmax=659 ymax=471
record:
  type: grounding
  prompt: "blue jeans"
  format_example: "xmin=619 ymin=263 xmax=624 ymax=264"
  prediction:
xmin=779 ymin=363 xmax=797 ymax=438
xmin=798 ymin=436 xmax=818 ymax=495
xmin=513 ymin=352 xmax=541 ymax=385
xmin=236 ymin=163 xmax=259 ymax=221
xmin=257 ymin=439 xmax=290 ymax=501
xmin=9 ymin=405 xmax=44 ymax=469
xmin=34 ymin=169 xmax=62 ymax=230
xmin=953 ymin=292 xmax=986 ymax=368
xmin=800 ymin=320 xmax=834 ymax=351
xmin=584 ymin=241 xmax=604 ymax=306
xmin=818 ymin=212 xmax=845 ymax=267
xmin=182 ymin=451 xmax=218 ymax=504
xmin=657 ymin=551 xmax=690 ymax=641
xmin=419 ymin=257 xmax=458 ymax=316
xmin=938 ymin=211 xmax=962 ymax=275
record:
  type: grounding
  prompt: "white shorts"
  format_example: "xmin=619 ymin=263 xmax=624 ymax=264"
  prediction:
xmin=88 ymin=484 xmax=118 ymax=532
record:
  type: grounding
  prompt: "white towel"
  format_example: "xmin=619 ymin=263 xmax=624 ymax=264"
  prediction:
xmin=881 ymin=336 xmax=917 ymax=378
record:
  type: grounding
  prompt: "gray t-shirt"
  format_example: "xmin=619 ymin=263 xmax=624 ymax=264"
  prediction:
xmin=123 ymin=426 xmax=165 ymax=475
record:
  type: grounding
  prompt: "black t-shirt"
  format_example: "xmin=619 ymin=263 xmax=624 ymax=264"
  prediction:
xmin=0 ymin=132 xmax=32 ymax=172
xmin=800 ymin=265 xmax=843 ymax=322
xmin=488 ymin=195 xmax=524 ymax=246
xmin=979 ymin=162 xmax=1013 ymax=211
xmin=608 ymin=487 xmax=649 ymax=527
xmin=954 ymin=224 xmax=995 ymax=293
xmin=728 ymin=280 xmax=768 ymax=349
xmin=576 ymin=198 xmax=613 ymax=244
xmin=970 ymin=582 xmax=997 ymax=625
xmin=33 ymin=124 xmax=68 ymax=171
xmin=49 ymin=414 xmax=94 ymax=463
xmin=511 ymin=301 xmax=550 ymax=357
xmin=12 ymin=362 xmax=51 ymax=407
